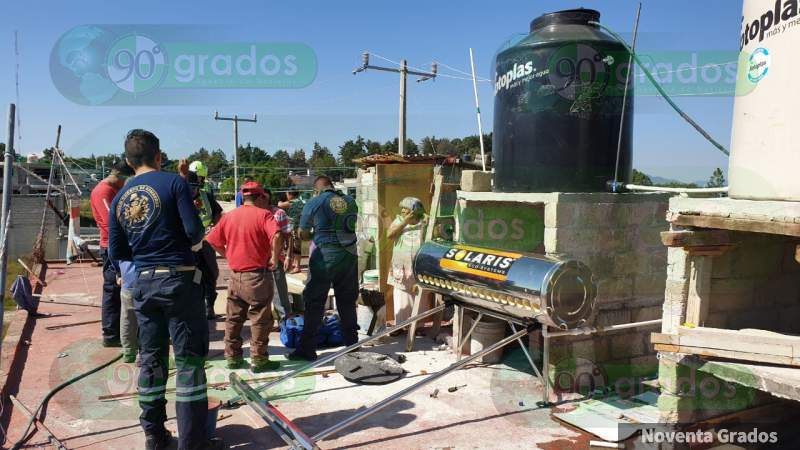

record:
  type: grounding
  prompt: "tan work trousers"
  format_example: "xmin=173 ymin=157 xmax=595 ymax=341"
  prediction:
xmin=225 ymin=269 xmax=274 ymax=358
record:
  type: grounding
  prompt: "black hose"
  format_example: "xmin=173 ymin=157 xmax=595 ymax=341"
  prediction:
xmin=11 ymin=352 xmax=123 ymax=450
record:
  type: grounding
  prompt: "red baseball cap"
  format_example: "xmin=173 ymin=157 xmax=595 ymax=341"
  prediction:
xmin=240 ymin=181 xmax=266 ymax=197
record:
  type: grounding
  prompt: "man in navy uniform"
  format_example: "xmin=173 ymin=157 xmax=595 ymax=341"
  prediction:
xmin=108 ymin=129 xmax=221 ymax=450
xmin=290 ymin=175 xmax=359 ymax=361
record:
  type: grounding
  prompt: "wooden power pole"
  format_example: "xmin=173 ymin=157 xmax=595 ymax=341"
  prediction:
xmin=354 ymin=53 xmax=436 ymax=155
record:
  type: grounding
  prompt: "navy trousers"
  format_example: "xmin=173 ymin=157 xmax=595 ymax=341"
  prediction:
xmin=297 ymin=244 xmax=359 ymax=357
xmin=99 ymin=248 xmax=121 ymax=343
xmin=197 ymin=241 xmax=219 ymax=313
xmin=134 ymin=269 xmax=209 ymax=449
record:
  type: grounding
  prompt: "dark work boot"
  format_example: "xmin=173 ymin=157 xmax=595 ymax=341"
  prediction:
xmin=250 ymin=357 xmax=280 ymax=373
xmin=226 ymin=357 xmax=246 ymax=370
xmin=144 ymin=430 xmax=173 ymax=450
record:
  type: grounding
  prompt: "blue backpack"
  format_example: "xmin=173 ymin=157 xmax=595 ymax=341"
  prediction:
xmin=280 ymin=313 xmax=344 ymax=348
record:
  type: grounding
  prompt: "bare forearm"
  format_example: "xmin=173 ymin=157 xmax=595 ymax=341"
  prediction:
xmin=272 ymin=233 xmax=284 ymax=262
xmin=387 ymin=222 xmax=406 ymax=241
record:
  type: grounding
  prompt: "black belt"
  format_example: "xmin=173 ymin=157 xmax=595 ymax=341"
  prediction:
xmin=137 ymin=265 xmax=197 ymax=278
xmin=232 ymin=267 xmax=270 ymax=274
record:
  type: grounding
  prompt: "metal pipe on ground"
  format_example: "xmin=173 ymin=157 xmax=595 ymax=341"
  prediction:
xmin=312 ymin=326 xmax=531 ymax=442
xmin=545 ymin=319 xmax=662 ymax=338
xmin=9 ymin=395 xmax=67 ymax=450
xmin=225 ymin=302 xmax=448 ymax=406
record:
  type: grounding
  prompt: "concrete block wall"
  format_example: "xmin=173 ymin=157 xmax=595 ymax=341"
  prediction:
xmin=355 ymin=168 xmax=379 ymax=271
xmin=8 ymin=195 xmax=62 ymax=260
xmin=540 ymin=192 xmax=670 ymax=387
xmin=660 ymin=230 xmax=800 ymax=335
xmin=657 ymin=227 xmax=800 ymax=423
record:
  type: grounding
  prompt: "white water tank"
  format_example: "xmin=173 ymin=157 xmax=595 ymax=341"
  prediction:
xmin=728 ymin=0 xmax=800 ymax=201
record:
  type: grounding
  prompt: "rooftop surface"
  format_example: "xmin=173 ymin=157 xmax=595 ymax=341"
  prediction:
xmin=1 ymin=261 xmax=589 ymax=449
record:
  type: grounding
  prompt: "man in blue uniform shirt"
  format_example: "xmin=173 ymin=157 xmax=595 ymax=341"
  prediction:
xmin=108 ymin=129 xmax=221 ymax=450
xmin=290 ymin=175 xmax=359 ymax=361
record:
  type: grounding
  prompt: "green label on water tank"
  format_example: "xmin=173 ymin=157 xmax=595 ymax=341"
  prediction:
xmin=455 ymin=201 xmax=545 ymax=253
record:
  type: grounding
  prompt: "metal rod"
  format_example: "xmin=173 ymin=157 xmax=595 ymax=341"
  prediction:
xmin=0 ymin=103 xmax=16 ymax=348
xmin=612 ymin=2 xmax=642 ymax=187
xmin=542 ymin=325 xmax=550 ymax=404
xmin=546 ymin=318 xmax=662 ymax=338
xmin=398 ymin=59 xmax=407 ymax=156
xmin=457 ymin=312 xmax=483 ymax=361
xmin=455 ymin=305 xmax=464 ymax=356
xmin=45 ymin=319 xmax=102 ymax=331
xmin=230 ymin=373 xmax=315 ymax=450
xmin=227 ymin=303 xmax=447 ymax=406
xmin=312 ymin=327 xmax=531 ymax=441
xmin=468 ymin=48 xmax=487 ymax=172
xmin=9 ymin=394 xmax=67 ymax=450
xmin=233 ymin=116 xmax=239 ymax=193
xmin=364 ymin=65 xmax=436 ymax=78
xmin=509 ymin=323 xmax=544 ymax=382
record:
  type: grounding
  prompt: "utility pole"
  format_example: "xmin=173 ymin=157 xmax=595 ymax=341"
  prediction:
xmin=353 ymin=53 xmax=436 ymax=156
xmin=214 ymin=111 xmax=257 ymax=194
xmin=0 ymin=104 xmax=16 ymax=335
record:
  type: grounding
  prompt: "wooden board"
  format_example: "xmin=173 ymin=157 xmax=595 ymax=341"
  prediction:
xmin=660 ymin=229 xmax=730 ymax=247
xmin=376 ymin=163 xmax=434 ymax=321
xmin=685 ymin=255 xmax=711 ymax=327
xmin=654 ymin=343 xmax=797 ymax=366
xmin=652 ymin=326 xmax=800 ymax=366
xmin=670 ymin=213 xmax=800 ymax=238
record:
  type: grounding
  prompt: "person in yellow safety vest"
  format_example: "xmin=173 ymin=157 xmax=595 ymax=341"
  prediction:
xmin=183 ymin=160 xmax=224 ymax=320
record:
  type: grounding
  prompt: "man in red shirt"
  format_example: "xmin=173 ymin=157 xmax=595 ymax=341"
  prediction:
xmin=206 ymin=182 xmax=284 ymax=372
xmin=90 ymin=161 xmax=133 ymax=347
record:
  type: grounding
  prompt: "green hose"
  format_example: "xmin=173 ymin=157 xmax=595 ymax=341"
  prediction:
xmin=11 ymin=352 xmax=123 ymax=450
xmin=589 ymin=20 xmax=730 ymax=156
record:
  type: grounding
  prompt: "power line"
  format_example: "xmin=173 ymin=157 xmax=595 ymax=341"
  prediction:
xmin=367 ymin=50 xmax=492 ymax=83
xmin=353 ymin=52 xmax=437 ymax=156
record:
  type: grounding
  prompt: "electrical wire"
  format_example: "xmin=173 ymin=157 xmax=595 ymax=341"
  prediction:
xmin=433 ymin=60 xmax=492 ymax=82
xmin=366 ymin=51 xmax=492 ymax=83
xmin=10 ymin=353 xmax=123 ymax=449
xmin=590 ymin=20 xmax=730 ymax=156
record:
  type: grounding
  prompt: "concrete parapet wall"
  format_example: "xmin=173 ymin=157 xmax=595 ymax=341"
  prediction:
xmin=458 ymin=191 xmax=671 ymax=389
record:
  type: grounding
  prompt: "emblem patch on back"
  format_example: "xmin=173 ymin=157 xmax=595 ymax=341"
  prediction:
xmin=117 ymin=185 xmax=161 ymax=233
xmin=329 ymin=196 xmax=348 ymax=214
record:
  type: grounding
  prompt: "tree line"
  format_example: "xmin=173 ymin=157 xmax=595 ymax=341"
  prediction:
xmin=46 ymin=133 xmax=492 ymax=191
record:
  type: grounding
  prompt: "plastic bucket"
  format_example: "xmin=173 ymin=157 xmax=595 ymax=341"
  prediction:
xmin=207 ymin=396 xmax=222 ymax=438
xmin=470 ymin=318 xmax=507 ymax=364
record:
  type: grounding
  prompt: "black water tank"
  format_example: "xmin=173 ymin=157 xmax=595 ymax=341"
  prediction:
xmin=492 ymin=8 xmax=633 ymax=192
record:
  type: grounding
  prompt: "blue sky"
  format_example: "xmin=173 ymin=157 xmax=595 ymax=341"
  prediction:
xmin=0 ymin=0 xmax=741 ymax=182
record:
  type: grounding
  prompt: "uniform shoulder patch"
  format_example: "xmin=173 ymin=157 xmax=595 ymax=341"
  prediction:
xmin=329 ymin=195 xmax=348 ymax=214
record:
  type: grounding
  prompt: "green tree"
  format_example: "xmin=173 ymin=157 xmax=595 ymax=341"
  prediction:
xmin=309 ymin=142 xmax=337 ymax=177
xmin=365 ymin=139 xmax=382 ymax=155
xmin=339 ymin=136 xmax=367 ymax=177
xmin=339 ymin=136 xmax=367 ymax=167
xmin=631 ymin=169 xmax=653 ymax=186
xmin=207 ymin=149 xmax=230 ymax=175
xmin=289 ymin=149 xmax=307 ymax=168
xmin=272 ymin=149 xmax=291 ymax=167
xmin=706 ymin=167 xmax=726 ymax=188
